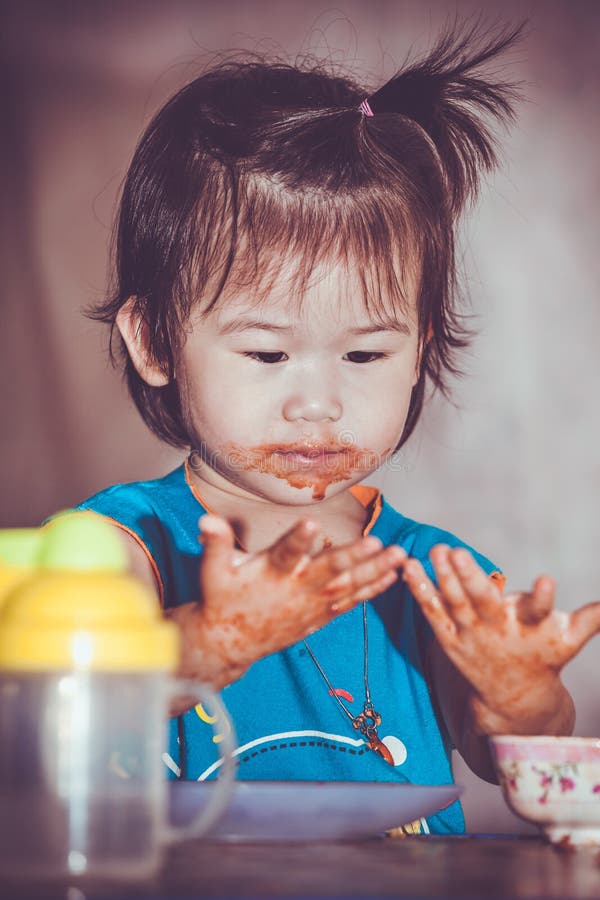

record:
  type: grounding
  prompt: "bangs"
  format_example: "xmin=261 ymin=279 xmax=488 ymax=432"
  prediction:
xmin=187 ymin=171 xmax=426 ymax=330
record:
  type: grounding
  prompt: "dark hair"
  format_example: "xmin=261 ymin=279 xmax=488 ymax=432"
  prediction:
xmin=91 ymin=23 xmax=521 ymax=449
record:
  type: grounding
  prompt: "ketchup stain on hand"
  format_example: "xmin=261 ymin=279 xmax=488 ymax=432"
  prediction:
xmin=223 ymin=440 xmax=386 ymax=500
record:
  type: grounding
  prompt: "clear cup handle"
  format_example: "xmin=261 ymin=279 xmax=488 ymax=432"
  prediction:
xmin=162 ymin=678 xmax=236 ymax=846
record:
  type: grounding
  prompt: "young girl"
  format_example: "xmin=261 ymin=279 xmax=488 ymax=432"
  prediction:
xmin=76 ymin=26 xmax=600 ymax=833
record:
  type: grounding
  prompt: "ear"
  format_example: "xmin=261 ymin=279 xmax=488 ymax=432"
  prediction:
xmin=116 ymin=297 xmax=170 ymax=387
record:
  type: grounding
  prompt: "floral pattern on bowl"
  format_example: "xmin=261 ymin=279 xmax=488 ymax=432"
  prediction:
xmin=490 ymin=736 xmax=600 ymax=848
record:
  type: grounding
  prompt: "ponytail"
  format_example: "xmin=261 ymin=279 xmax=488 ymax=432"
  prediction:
xmin=362 ymin=23 xmax=523 ymax=215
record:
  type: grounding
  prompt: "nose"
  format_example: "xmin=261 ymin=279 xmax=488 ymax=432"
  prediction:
xmin=282 ymin=390 xmax=343 ymax=424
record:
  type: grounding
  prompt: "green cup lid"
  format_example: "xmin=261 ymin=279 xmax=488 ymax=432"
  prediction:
xmin=39 ymin=511 xmax=128 ymax=572
xmin=0 ymin=529 xmax=42 ymax=567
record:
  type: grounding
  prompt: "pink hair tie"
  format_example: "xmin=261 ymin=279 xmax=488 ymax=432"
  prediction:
xmin=359 ymin=98 xmax=374 ymax=117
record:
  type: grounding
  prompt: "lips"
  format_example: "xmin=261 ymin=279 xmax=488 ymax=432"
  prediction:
xmin=275 ymin=446 xmax=346 ymax=468
xmin=232 ymin=440 xmax=383 ymax=475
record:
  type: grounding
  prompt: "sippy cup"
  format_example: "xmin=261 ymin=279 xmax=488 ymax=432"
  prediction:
xmin=0 ymin=513 xmax=235 ymax=882
xmin=0 ymin=527 xmax=41 ymax=609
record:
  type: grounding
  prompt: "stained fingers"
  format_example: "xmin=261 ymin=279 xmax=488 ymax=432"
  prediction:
xmin=298 ymin=535 xmax=387 ymax=588
xmin=401 ymin=557 xmax=457 ymax=642
xmin=329 ymin=569 xmax=400 ymax=613
xmin=267 ymin=519 xmax=319 ymax=574
xmin=427 ymin=546 xmax=479 ymax=627
xmin=322 ymin=544 xmax=406 ymax=604
xmin=516 ymin=576 xmax=555 ymax=626
xmin=198 ymin=514 xmax=238 ymax=577
xmin=445 ymin=548 xmax=504 ymax=623
xmin=403 ymin=546 xmax=504 ymax=634
xmin=567 ymin=600 xmax=600 ymax=656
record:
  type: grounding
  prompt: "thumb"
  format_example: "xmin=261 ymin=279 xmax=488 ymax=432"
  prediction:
xmin=567 ymin=601 xmax=600 ymax=655
xmin=198 ymin=514 xmax=237 ymax=576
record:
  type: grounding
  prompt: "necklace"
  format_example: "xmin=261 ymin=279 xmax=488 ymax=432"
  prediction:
xmin=303 ymin=602 xmax=394 ymax=765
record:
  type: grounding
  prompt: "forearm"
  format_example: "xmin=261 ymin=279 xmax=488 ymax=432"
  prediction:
xmin=467 ymin=676 xmax=576 ymax=740
xmin=459 ymin=678 xmax=575 ymax=783
xmin=431 ymin=641 xmax=575 ymax=783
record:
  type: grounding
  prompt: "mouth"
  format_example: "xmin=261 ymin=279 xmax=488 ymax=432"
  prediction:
xmin=221 ymin=439 xmax=384 ymax=485
xmin=274 ymin=445 xmax=347 ymax=468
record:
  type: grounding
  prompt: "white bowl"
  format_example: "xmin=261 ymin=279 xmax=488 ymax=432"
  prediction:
xmin=490 ymin=735 xmax=600 ymax=847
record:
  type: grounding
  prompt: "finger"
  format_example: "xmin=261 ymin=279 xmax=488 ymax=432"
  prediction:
xmin=429 ymin=546 xmax=478 ymax=627
xmin=567 ymin=601 xmax=600 ymax=655
xmin=447 ymin=548 xmax=503 ymax=623
xmin=427 ymin=546 xmax=478 ymax=628
xmin=516 ymin=576 xmax=555 ymax=626
xmin=299 ymin=535 xmax=386 ymax=587
xmin=330 ymin=568 xmax=399 ymax=613
xmin=198 ymin=514 xmax=238 ymax=576
xmin=322 ymin=545 xmax=406 ymax=599
xmin=402 ymin=558 xmax=457 ymax=643
xmin=267 ymin=519 xmax=319 ymax=574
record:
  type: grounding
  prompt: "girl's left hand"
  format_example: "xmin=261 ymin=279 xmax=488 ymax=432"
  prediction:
xmin=402 ymin=545 xmax=600 ymax=733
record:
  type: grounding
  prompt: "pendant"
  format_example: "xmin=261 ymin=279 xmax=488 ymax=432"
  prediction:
xmin=352 ymin=703 xmax=394 ymax=766
xmin=352 ymin=702 xmax=381 ymax=734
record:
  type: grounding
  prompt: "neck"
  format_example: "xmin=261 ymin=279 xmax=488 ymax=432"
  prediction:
xmin=184 ymin=456 xmax=370 ymax=553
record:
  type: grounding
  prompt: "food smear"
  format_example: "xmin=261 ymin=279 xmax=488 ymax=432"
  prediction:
xmin=223 ymin=440 xmax=387 ymax=501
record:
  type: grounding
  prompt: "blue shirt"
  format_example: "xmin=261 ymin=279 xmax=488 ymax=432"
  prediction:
xmin=77 ymin=462 xmax=500 ymax=834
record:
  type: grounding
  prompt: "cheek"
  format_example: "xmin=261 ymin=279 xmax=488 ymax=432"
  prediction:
xmin=363 ymin=360 xmax=417 ymax=412
xmin=359 ymin=366 xmax=417 ymax=445
xmin=178 ymin=367 xmax=269 ymax=444
xmin=343 ymin=397 xmax=406 ymax=459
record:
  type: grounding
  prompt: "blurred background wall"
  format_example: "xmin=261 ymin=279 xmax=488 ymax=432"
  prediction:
xmin=1 ymin=0 xmax=599 ymax=832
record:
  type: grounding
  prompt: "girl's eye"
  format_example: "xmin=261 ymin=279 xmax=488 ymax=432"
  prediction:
xmin=243 ymin=351 xmax=288 ymax=364
xmin=344 ymin=351 xmax=389 ymax=364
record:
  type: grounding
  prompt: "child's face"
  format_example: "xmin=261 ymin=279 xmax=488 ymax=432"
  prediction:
xmin=169 ymin=262 xmax=419 ymax=505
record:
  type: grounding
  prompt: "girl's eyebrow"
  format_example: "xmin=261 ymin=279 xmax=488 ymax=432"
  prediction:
xmin=349 ymin=322 xmax=411 ymax=336
xmin=218 ymin=319 xmax=411 ymax=336
xmin=217 ymin=318 xmax=292 ymax=335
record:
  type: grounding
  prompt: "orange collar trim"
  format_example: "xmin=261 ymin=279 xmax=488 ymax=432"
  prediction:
xmin=184 ymin=458 xmax=218 ymax=514
xmin=349 ymin=484 xmax=383 ymax=536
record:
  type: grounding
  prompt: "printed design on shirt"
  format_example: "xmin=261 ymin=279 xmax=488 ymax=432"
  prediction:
xmin=108 ymin=750 xmax=136 ymax=779
xmin=380 ymin=735 xmax=408 ymax=766
xmin=194 ymin=700 xmax=232 ymax=744
xmin=184 ymin=685 xmax=409 ymax=779
xmin=330 ymin=688 xmax=354 ymax=702
xmin=108 ymin=735 xmax=148 ymax=779
xmin=194 ymin=730 xmax=369 ymax=781
xmin=189 ymin=728 xmax=408 ymax=781
xmin=163 ymin=752 xmax=181 ymax=777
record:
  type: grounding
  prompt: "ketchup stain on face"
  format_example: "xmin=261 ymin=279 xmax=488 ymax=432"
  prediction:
xmin=223 ymin=440 xmax=387 ymax=501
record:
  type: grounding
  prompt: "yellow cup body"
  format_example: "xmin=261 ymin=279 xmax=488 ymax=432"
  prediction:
xmin=0 ymin=564 xmax=33 ymax=612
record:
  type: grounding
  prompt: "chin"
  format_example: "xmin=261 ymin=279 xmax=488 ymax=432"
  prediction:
xmin=242 ymin=476 xmax=360 ymax=506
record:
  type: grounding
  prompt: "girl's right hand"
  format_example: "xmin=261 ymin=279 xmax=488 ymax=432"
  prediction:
xmin=166 ymin=514 xmax=405 ymax=700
